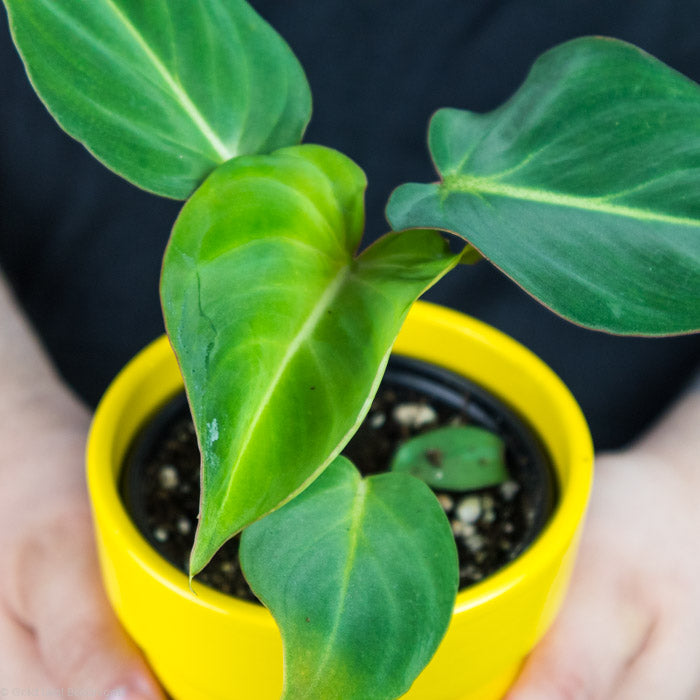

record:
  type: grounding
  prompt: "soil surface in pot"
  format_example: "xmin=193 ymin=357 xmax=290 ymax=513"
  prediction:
xmin=121 ymin=356 xmax=556 ymax=602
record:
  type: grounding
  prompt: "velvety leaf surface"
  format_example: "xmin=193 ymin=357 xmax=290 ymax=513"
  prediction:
xmin=160 ymin=145 xmax=461 ymax=573
xmin=239 ymin=457 xmax=458 ymax=700
xmin=3 ymin=0 xmax=311 ymax=198
xmin=390 ymin=426 xmax=508 ymax=490
xmin=387 ymin=37 xmax=700 ymax=335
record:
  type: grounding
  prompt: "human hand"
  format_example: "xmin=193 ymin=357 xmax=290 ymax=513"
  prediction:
xmin=0 ymin=387 xmax=164 ymax=699
xmin=507 ymin=445 xmax=700 ymax=700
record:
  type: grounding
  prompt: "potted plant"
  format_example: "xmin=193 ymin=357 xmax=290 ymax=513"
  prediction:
xmin=88 ymin=302 xmax=592 ymax=700
xmin=3 ymin=1 xmax=698 ymax=698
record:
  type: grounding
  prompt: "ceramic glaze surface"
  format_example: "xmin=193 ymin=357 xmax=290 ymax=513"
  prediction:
xmin=87 ymin=301 xmax=594 ymax=700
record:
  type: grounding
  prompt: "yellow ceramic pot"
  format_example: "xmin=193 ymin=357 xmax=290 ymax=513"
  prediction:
xmin=87 ymin=301 xmax=593 ymax=700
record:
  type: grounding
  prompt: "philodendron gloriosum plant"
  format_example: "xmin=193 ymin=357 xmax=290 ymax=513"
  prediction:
xmin=4 ymin=1 xmax=699 ymax=698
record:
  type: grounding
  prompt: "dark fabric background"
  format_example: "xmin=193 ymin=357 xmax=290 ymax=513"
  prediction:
xmin=0 ymin=0 xmax=698 ymax=450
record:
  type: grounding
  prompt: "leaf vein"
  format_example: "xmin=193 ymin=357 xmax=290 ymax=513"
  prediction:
xmin=304 ymin=479 xmax=368 ymax=692
xmin=101 ymin=0 xmax=233 ymax=160
xmin=219 ymin=265 xmax=351 ymax=506
xmin=443 ymin=175 xmax=700 ymax=227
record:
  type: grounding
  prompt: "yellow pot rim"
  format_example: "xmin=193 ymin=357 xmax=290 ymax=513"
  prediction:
xmin=87 ymin=301 xmax=593 ymax=624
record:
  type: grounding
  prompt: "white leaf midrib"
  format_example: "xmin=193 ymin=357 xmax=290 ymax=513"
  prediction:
xmin=219 ymin=264 xmax=352 ymax=505
xmin=444 ymin=173 xmax=700 ymax=228
xmin=303 ymin=477 xmax=368 ymax=693
xmin=102 ymin=0 xmax=233 ymax=160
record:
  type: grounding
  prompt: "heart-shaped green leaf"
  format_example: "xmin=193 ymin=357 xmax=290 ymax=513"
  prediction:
xmin=4 ymin=0 xmax=311 ymax=199
xmin=387 ymin=37 xmax=700 ymax=335
xmin=240 ymin=456 xmax=458 ymax=700
xmin=391 ymin=426 xmax=508 ymax=490
xmin=161 ymin=144 xmax=461 ymax=573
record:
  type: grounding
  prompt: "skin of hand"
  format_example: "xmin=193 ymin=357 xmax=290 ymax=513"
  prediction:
xmin=0 ymin=278 xmax=164 ymax=699
xmin=507 ymin=391 xmax=700 ymax=700
xmin=2 ymin=270 xmax=697 ymax=700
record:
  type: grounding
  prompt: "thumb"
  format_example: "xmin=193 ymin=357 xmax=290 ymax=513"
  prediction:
xmin=13 ymin=503 xmax=164 ymax=700
xmin=505 ymin=570 xmax=652 ymax=700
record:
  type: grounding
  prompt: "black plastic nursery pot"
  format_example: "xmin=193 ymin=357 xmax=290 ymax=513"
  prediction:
xmin=86 ymin=301 xmax=593 ymax=700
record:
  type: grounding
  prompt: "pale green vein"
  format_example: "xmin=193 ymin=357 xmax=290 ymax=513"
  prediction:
xmin=269 ymin=343 xmax=394 ymax=526
xmin=220 ymin=265 xmax=352 ymax=505
xmin=102 ymin=0 xmax=233 ymax=160
xmin=269 ymin=513 xmax=356 ymax=583
xmin=87 ymin=96 xmax=217 ymax=162
xmin=453 ymin=141 xmax=548 ymax=182
xmin=200 ymin=234 xmax=343 ymax=269
xmin=600 ymin=169 xmax=700 ymax=203
xmin=299 ymin=479 xmax=368 ymax=695
xmin=220 ymin=173 xmax=351 ymax=258
xmin=443 ymin=174 xmax=700 ymax=228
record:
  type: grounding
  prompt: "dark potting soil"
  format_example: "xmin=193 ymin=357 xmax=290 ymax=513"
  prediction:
xmin=121 ymin=356 xmax=556 ymax=603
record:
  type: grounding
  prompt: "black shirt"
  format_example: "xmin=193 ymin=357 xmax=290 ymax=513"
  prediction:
xmin=1 ymin=0 xmax=698 ymax=449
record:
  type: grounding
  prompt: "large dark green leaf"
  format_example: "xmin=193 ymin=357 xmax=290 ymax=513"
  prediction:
xmin=161 ymin=145 xmax=460 ymax=573
xmin=4 ymin=0 xmax=311 ymax=198
xmin=387 ymin=37 xmax=700 ymax=335
xmin=240 ymin=456 xmax=458 ymax=700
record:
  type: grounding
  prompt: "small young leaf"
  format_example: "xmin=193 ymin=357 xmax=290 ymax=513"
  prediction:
xmin=387 ymin=37 xmax=700 ymax=335
xmin=240 ymin=457 xmax=458 ymax=700
xmin=160 ymin=144 xmax=462 ymax=574
xmin=391 ymin=426 xmax=509 ymax=490
xmin=3 ymin=0 xmax=311 ymax=198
